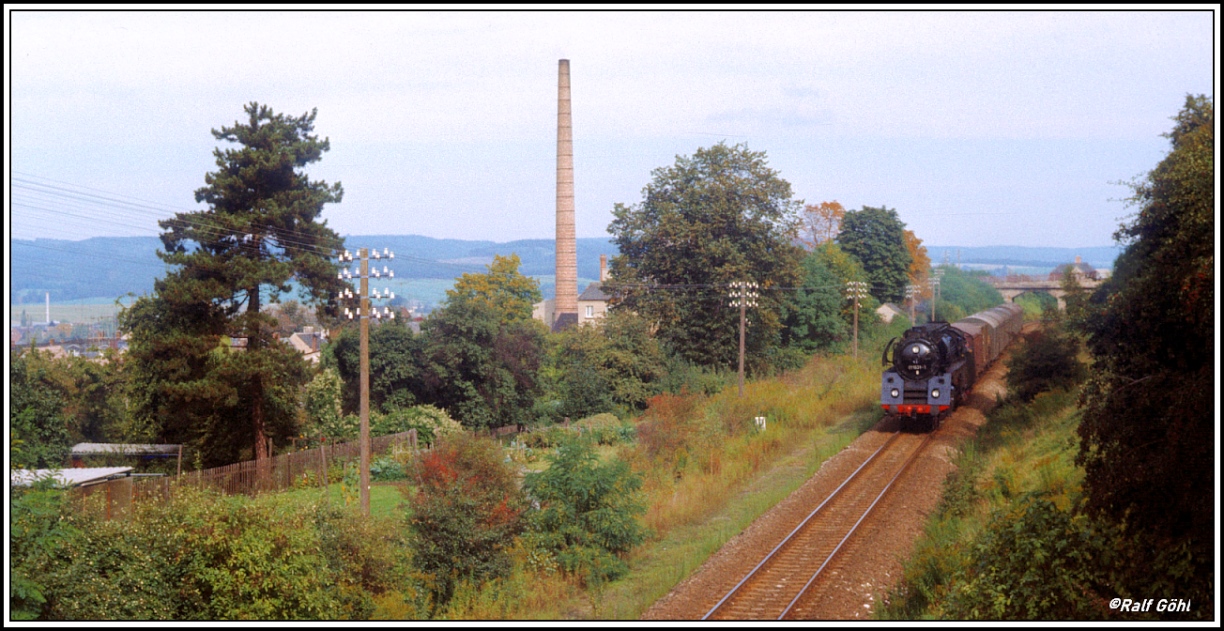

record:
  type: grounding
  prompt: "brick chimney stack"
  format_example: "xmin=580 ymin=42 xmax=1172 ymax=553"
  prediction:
xmin=599 ymin=254 xmax=608 ymax=282
xmin=553 ymin=59 xmax=578 ymax=330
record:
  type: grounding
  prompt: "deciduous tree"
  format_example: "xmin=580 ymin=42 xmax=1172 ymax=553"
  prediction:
xmin=9 ymin=350 xmax=72 ymax=470
xmin=836 ymin=205 xmax=912 ymax=304
xmin=904 ymin=229 xmax=932 ymax=300
xmin=419 ymin=300 xmax=547 ymax=430
xmin=799 ymin=200 xmax=846 ymax=248
xmin=330 ymin=317 xmax=424 ymax=415
xmin=605 ymin=142 xmax=804 ymax=369
xmin=446 ymin=253 xmax=541 ymax=323
xmin=544 ymin=310 xmax=668 ymax=420
xmin=781 ymin=248 xmax=850 ymax=352
xmin=1075 ymin=95 xmax=1213 ymax=612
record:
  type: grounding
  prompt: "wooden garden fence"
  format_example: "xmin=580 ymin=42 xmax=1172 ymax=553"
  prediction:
xmin=75 ymin=430 xmax=418 ymax=519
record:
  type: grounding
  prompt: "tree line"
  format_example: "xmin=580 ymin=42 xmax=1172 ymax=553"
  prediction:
xmin=11 ymin=102 xmax=993 ymax=470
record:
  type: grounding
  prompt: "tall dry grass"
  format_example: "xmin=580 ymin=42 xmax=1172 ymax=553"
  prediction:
xmin=625 ymin=353 xmax=879 ymax=536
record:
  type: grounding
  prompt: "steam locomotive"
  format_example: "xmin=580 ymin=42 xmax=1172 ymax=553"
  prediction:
xmin=880 ymin=303 xmax=1023 ymax=430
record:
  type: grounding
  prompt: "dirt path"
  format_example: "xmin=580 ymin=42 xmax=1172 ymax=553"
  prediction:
xmin=641 ymin=353 xmax=1013 ymax=620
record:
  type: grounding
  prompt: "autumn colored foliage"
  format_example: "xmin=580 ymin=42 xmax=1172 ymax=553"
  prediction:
xmin=407 ymin=433 xmax=526 ymax=607
xmin=800 ymin=200 xmax=846 ymax=247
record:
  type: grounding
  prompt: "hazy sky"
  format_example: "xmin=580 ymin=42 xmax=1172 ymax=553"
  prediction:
xmin=6 ymin=8 xmax=1216 ymax=248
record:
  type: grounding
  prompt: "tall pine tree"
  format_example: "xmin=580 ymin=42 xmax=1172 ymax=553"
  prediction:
xmin=122 ymin=103 xmax=345 ymax=465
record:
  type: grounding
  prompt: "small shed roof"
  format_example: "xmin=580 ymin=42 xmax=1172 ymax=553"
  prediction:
xmin=71 ymin=443 xmax=181 ymax=457
xmin=11 ymin=467 xmax=134 ymax=488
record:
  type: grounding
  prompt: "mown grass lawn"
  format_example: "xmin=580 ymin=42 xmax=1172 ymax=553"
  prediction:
xmin=274 ymin=481 xmax=410 ymax=522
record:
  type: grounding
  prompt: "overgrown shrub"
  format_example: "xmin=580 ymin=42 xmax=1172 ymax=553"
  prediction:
xmin=522 ymin=438 xmax=648 ymax=588
xmin=1006 ymin=326 xmax=1085 ymax=403
xmin=406 ymin=433 xmax=526 ymax=608
xmin=304 ymin=367 xmax=349 ymax=440
xmin=573 ymin=413 xmax=633 ymax=446
xmin=520 ymin=425 xmax=571 ymax=449
xmin=10 ymin=486 xmax=81 ymax=620
xmin=634 ymin=391 xmax=709 ymax=477
xmin=370 ymin=455 xmax=407 ymax=482
xmin=935 ymin=494 xmax=1111 ymax=620
xmin=372 ymin=404 xmax=463 ymax=446
xmin=659 ymin=357 xmax=731 ymax=396
xmin=10 ymin=485 xmax=422 ymax=620
xmin=311 ymin=500 xmax=428 ymax=619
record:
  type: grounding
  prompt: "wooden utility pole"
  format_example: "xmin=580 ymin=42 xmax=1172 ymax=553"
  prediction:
xmin=338 ymin=247 xmax=395 ymax=516
xmin=846 ymin=281 xmax=868 ymax=358
xmin=931 ymin=268 xmax=944 ymax=322
xmin=728 ymin=281 xmax=759 ymax=397
xmin=359 ymin=248 xmax=370 ymax=515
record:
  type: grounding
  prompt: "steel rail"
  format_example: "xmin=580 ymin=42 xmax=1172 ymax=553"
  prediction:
xmin=778 ymin=431 xmax=935 ymax=619
xmin=701 ymin=431 xmax=903 ymax=620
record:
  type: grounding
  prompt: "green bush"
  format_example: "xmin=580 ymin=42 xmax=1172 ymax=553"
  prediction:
xmin=9 ymin=486 xmax=81 ymax=620
xmin=1006 ymin=326 xmax=1085 ymax=403
xmin=407 ymin=433 xmax=526 ymax=609
xmin=311 ymin=501 xmax=428 ymax=619
xmin=935 ymin=494 xmax=1110 ymax=620
xmin=660 ymin=357 xmax=731 ymax=396
xmin=522 ymin=438 xmax=648 ymax=588
xmin=372 ymin=404 xmax=463 ymax=447
xmin=520 ymin=425 xmax=571 ymax=449
xmin=9 ymin=485 xmax=422 ymax=620
xmin=370 ymin=455 xmax=407 ymax=482
xmin=574 ymin=413 xmax=633 ymax=446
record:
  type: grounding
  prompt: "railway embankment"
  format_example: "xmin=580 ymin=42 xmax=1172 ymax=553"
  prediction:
xmin=878 ymin=319 xmax=1208 ymax=622
xmin=641 ymin=335 xmax=1016 ymax=620
xmin=876 ymin=386 xmax=1094 ymax=619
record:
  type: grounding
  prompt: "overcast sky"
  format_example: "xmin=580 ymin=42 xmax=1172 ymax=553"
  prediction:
xmin=6 ymin=8 xmax=1217 ymax=248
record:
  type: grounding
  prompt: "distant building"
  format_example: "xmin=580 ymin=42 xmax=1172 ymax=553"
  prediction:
xmin=285 ymin=326 xmax=326 ymax=363
xmin=537 ymin=255 xmax=613 ymax=329
xmin=38 ymin=344 xmax=71 ymax=359
xmin=1049 ymin=256 xmax=1099 ymax=282
xmin=876 ymin=302 xmax=908 ymax=324
xmin=532 ymin=298 xmax=556 ymax=328
xmin=578 ymin=282 xmax=610 ymax=325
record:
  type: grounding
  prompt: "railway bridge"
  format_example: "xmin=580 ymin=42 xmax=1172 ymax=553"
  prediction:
xmin=984 ymin=275 xmax=1101 ymax=310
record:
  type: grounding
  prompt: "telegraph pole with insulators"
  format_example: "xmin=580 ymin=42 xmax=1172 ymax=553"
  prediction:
xmin=931 ymin=268 xmax=944 ymax=322
xmin=728 ymin=280 xmax=759 ymax=397
xmin=337 ymin=247 xmax=396 ymax=516
xmin=846 ymin=281 xmax=868 ymax=359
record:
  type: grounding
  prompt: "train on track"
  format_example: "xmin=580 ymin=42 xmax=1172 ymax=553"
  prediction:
xmin=880 ymin=303 xmax=1023 ymax=430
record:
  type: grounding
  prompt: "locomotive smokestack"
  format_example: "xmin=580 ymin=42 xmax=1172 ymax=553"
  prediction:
xmin=554 ymin=58 xmax=578 ymax=331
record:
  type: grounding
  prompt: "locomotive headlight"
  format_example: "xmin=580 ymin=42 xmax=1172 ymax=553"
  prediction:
xmin=890 ymin=388 xmax=900 ymax=398
xmin=931 ymin=388 xmax=941 ymax=399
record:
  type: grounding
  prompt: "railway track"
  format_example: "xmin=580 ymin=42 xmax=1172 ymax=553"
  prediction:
xmin=702 ymin=429 xmax=934 ymax=620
